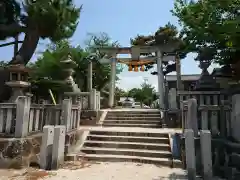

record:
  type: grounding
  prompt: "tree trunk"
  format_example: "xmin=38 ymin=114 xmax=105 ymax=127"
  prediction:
xmin=10 ymin=29 xmax=40 ymax=65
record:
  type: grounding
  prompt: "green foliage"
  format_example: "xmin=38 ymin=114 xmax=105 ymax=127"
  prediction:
xmin=0 ymin=0 xmax=81 ymax=41
xmin=84 ymin=32 xmax=123 ymax=82
xmin=25 ymin=0 xmax=81 ymax=41
xmin=130 ymin=23 xmax=186 ymax=74
xmin=0 ymin=0 xmax=21 ymax=39
xmin=29 ymin=33 xmax=123 ymax=98
xmin=115 ymin=87 xmax=128 ymax=101
xmin=0 ymin=61 xmax=8 ymax=68
xmin=172 ymin=0 xmax=240 ymax=77
xmin=128 ymin=82 xmax=156 ymax=105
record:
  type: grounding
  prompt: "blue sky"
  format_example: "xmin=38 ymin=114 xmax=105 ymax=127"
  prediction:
xmin=0 ymin=0 xmax=216 ymax=90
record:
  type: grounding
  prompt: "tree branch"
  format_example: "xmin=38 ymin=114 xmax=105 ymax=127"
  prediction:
xmin=0 ymin=23 xmax=25 ymax=34
xmin=0 ymin=41 xmax=23 ymax=48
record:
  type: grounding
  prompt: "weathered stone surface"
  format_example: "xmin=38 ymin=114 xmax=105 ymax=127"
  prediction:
xmin=80 ymin=110 xmax=103 ymax=126
xmin=2 ymin=140 xmax=22 ymax=158
xmin=0 ymin=129 xmax=82 ymax=169
xmin=0 ymin=135 xmax=42 ymax=169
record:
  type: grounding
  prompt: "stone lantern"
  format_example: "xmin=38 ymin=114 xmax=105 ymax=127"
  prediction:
xmin=5 ymin=64 xmax=31 ymax=102
xmin=194 ymin=60 xmax=220 ymax=90
xmin=61 ymin=54 xmax=80 ymax=103
xmin=60 ymin=55 xmax=77 ymax=90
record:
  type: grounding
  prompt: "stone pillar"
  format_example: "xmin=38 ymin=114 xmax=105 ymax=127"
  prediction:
xmin=168 ymin=88 xmax=177 ymax=109
xmin=200 ymin=130 xmax=212 ymax=180
xmin=176 ymin=55 xmax=183 ymax=90
xmin=187 ymin=98 xmax=198 ymax=137
xmin=88 ymin=61 xmax=93 ymax=91
xmin=15 ymin=96 xmax=30 ymax=138
xmin=88 ymin=61 xmax=93 ymax=110
xmin=108 ymin=58 xmax=117 ymax=108
xmin=231 ymin=94 xmax=240 ymax=141
xmin=185 ymin=129 xmax=196 ymax=180
xmin=52 ymin=126 xmax=66 ymax=169
xmin=40 ymin=125 xmax=54 ymax=170
xmin=90 ymin=88 xmax=97 ymax=110
xmin=96 ymin=91 xmax=101 ymax=110
xmin=156 ymin=50 xmax=165 ymax=109
xmin=62 ymin=98 xmax=72 ymax=131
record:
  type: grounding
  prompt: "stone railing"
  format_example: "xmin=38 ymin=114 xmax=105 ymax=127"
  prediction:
xmin=0 ymin=103 xmax=17 ymax=135
xmin=178 ymin=91 xmax=229 ymax=107
xmin=0 ymin=96 xmax=82 ymax=138
xmin=77 ymin=89 xmax=101 ymax=110
xmin=180 ymin=98 xmax=234 ymax=178
xmin=183 ymin=129 xmax=240 ymax=179
xmin=181 ymin=98 xmax=231 ymax=137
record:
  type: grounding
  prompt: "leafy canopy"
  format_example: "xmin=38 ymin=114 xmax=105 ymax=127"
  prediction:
xmin=130 ymin=23 xmax=186 ymax=74
xmin=172 ymin=0 xmax=240 ymax=67
xmin=128 ymin=82 xmax=157 ymax=105
xmin=0 ymin=0 xmax=81 ymax=41
xmin=30 ymin=33 xmax=123 ymax=98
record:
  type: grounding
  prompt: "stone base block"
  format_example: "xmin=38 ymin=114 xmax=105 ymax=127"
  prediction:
xmin=0 ymin=135 xmax=42 ymax=169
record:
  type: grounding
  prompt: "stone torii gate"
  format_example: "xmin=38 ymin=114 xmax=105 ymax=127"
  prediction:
xmin=94 ymin=46 xmax=178 ymax=110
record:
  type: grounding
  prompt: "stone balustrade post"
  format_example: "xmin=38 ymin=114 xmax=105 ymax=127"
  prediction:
xmin=15 ymin=96 xmax=30 ymax=138
xmin=231 ymin=94 xmax=240 ymax=141
xmin=168 ymin=88 xmax=177 ymax=109
xmin=90 ymin=88 xmax=97 ymax=110
xmin=62 ymin=98 xmax=72 ymax=131
xmin=185 ymin=129 xmax=196 ymax=180
xmin=96 ymin=91 xmax=101 ymax=110
xmin=76 ymin=100 xmax=81 ymax=128
xmin=40 ymin=125 xmax=54 ymax=170
xmin=52 ymin=125 xmax=66 ymax=169
xmin=200 ymin=130 xmax=212 ymax=180
xmin=187 ymin=98 xmax=198 ymax=137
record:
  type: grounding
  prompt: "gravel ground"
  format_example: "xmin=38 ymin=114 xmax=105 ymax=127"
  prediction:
xmin=0 ymin=161 xmax=223 ymax=180
xmin=0 ymin=161 xmax=193 ymax=180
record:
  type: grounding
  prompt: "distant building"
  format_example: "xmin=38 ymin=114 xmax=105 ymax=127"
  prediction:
xmin=166 ymin=74 xmax=201 ymax=91
xmin=155 ymin=74 xmax=201 ymax=96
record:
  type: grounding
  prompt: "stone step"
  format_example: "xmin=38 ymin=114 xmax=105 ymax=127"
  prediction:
xmin=73 ymin=154 xmax=172 ymax=166
xmin=103 ymin=120 xmax=160 ymax=124
xmin=87 ymin=134 xmax=169 ymax=144
xmin=106 ymin=116 xmax=161 ymax=120
xmin=84 ymin=140 xmax=170 ymax=151
xmin=102 ymin=123 xmax=160 ymax=128
xmin=81 ymin=147 xmax=172 ymax=158
xmin=89 ymin=130 xmax=169 ymax=138
xmin=107 ymin=112 xmax=161 ymax=117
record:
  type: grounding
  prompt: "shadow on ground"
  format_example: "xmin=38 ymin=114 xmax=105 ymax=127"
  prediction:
xmin=152 ymin=172 xmax=204 ymax=180
xmin=152 ymin=172 xmax=188 ymax=180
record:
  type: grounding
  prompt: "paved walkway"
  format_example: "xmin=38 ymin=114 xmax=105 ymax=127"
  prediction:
xmin=1 ymin=162 xmax=192 ymax=180
xmin=79 ymin=126 xmax=182 ymax=134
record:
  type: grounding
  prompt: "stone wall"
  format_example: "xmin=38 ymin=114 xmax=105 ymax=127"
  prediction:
xmin=0 ymin=129 xmax=83 ymax=169
xmin=80 ymin=110 xmax=103 ymax=126
xmin=0 ymin=134 xmax=42 ymax=169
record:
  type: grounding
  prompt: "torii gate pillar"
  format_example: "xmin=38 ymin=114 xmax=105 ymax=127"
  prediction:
xmin=157 ymin=50 xmax=165 ymax=109
xmin=108 ymin=58 xmax=117 ymax=107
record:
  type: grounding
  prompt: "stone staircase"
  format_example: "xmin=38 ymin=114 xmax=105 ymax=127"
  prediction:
xmin=68 ymin=127 xmax=181 ymax=167
xmin=67 ymin=110 xmax=181 ymax=167
xmin=102 ymin=110 xmax=162 ymax=128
